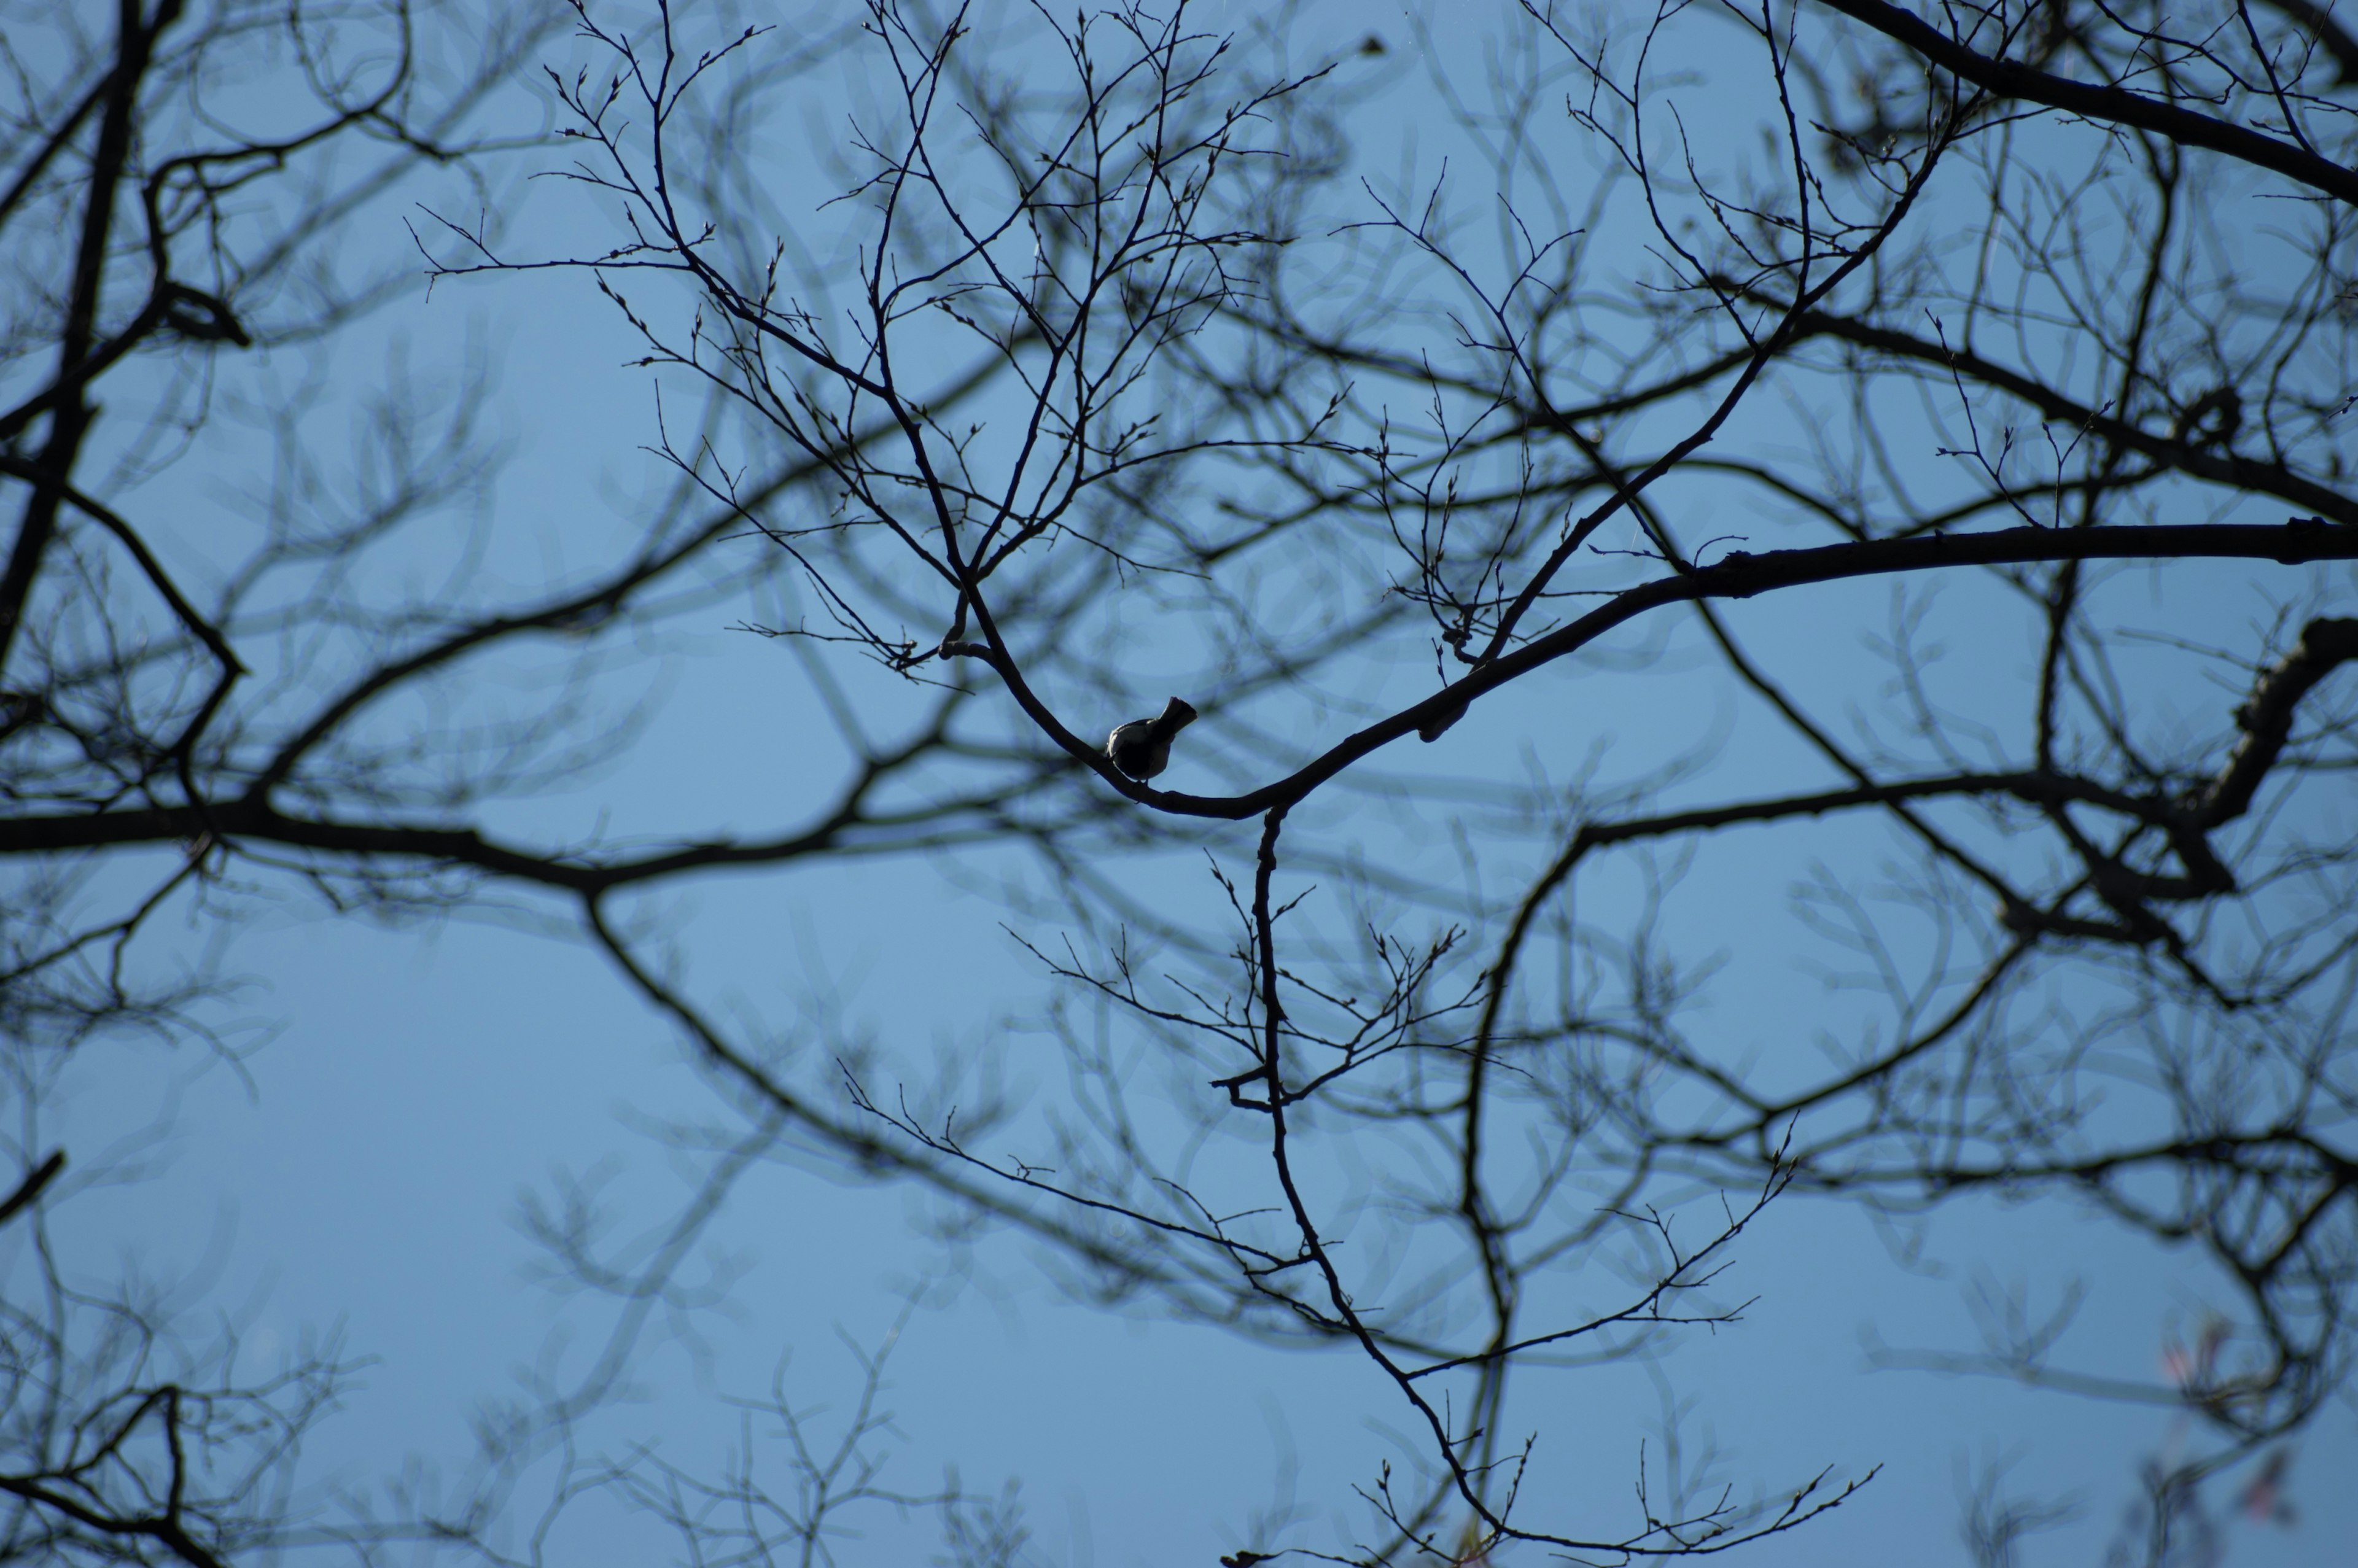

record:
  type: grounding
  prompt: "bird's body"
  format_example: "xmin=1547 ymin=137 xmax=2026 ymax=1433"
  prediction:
xmin=1106 ymin=696 xmax=1197 ymax=780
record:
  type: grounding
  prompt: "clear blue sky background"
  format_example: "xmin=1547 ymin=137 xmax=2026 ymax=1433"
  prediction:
xmin=48 ymin=1 xmax=2358 ymax=1564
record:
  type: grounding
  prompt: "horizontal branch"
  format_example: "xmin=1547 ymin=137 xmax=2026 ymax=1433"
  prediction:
xmin=0 ymin=793 xmax=1005 ymax=888
xmin=1791 ymin=1125 xmax=2358 ymax=1203
xmin=11 ymin=529 xmax=2349 ymax=867
xmin=1122 ymin=521 xmax=2358 ymax=820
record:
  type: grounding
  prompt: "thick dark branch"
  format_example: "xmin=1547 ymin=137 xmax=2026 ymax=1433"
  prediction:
xmin=0 ymin=1151 xmax=64 ymax=1228
xmin=1114 ymin=522 xmax=2358 ymax=820
xmin=0 ymin=0 xmax=181 ymax=668
xmin=1811 ymin=0 xmax=2358 ymax=204
xmin=2198 ymin=616 xmax=2358 ymax=823
xmin=0 ymin=1470 xmax=228 ymax=1568
xmin=0 ymin=793 xmax=1021 ymax=889
xmin=1804 ymin=1128 xmax=2358 ymax=1203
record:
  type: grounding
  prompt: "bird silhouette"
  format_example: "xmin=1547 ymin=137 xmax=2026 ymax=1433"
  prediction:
xmin=1106 ymin=697 xmax=1196 ymax=780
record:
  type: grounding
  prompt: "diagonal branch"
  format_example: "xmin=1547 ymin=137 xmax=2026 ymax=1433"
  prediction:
xmin=1810 ymin=0 xmax=2358 ymax=204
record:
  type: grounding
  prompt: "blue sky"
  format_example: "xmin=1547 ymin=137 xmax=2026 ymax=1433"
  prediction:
xmin=31 ymin=1 xmax=2358 ymax=1564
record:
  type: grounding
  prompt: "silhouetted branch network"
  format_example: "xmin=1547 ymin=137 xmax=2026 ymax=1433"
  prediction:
xmin=429 ymin=0 xmax=2358 ymax=1555
xmin=10 ymin=0 xmax=2358 ymax=1560
xmin=463 ymin=0 xmax=2358 ymax=1558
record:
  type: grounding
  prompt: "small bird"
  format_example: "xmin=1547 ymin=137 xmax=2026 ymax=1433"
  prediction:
xmin=1106 ymin=696 xmax=1197 ymax=780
